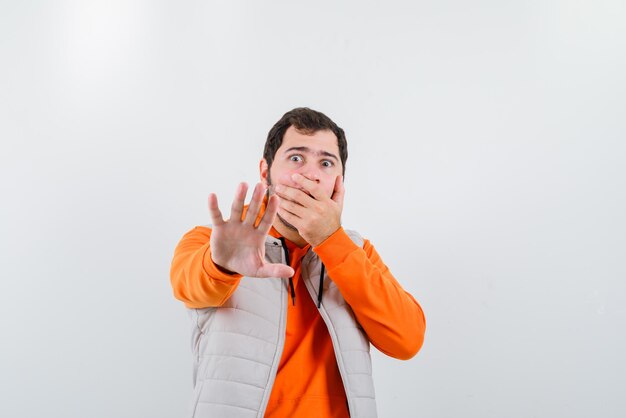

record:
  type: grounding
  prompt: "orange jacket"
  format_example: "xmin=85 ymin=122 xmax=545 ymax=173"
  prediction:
xmin=171 ymin=214 xmax=426 ymax=417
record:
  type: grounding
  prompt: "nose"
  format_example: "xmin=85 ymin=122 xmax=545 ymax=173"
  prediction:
xmin=297 ymin=170 xmax=320 ymax=183
xmin=293 ymin=162 xmax=321 ymax=183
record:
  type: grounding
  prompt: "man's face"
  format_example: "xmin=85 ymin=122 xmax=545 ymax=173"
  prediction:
xmin=260 ymin=125 xmax=343 ymax=229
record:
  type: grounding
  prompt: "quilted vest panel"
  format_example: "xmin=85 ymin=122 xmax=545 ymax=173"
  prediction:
xmin=187 ymin=230 xmax=377 ymax=417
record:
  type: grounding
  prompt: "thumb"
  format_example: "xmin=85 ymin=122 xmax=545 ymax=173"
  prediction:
xmin=331 ymin=175 xmax=345 ymax=207
xmin=256 ymin=263 xmax=295 ymax=279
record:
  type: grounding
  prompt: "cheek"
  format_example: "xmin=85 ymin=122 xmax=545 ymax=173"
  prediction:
xmin=269 ymin=167 xmax=300 ymax=189
xmin=273 ymin=172 xmax=299 ymax=188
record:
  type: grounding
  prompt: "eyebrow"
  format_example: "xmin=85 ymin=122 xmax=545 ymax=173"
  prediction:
xmin=284 ymin=146 xmax=339 ymax=162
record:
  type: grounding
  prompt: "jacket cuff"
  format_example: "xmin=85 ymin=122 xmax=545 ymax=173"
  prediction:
xmin=202 ymin=244 xmax=243 ymax=282
xmin=313 ymin=227 xmax=361 ymax=268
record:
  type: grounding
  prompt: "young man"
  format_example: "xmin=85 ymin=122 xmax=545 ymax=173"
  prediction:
xmin=170 ymin=107 xmax=426 ymax=418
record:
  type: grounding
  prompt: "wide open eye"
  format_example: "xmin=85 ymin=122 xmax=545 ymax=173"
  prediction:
xmin=289 ymin=155 xmax=303 ymax=162
xmin=321 ymin=160 xmax=334 ymax=168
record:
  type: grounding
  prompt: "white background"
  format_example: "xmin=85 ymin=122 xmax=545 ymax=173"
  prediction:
xmin=1 ymin=1 xmax=625 ymax=417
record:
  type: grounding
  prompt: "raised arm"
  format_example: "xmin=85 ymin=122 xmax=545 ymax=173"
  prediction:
xmin=170 ymin=182 xmax=294 ymax=308
xmin=271 ymin=173 xmax=425 ymax=358
xmin=170 ymin=226 xmax=241 ymax=308
xmin=314 ymin=228 xmax=426 ymax=360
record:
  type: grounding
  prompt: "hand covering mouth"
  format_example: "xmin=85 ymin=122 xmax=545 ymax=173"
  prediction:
xmin=300 ymin=189 xmax=314 ymax=198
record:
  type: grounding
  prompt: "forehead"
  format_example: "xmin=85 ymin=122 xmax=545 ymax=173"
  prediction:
xmin=278 ymin=125 xmax=339 ymax=155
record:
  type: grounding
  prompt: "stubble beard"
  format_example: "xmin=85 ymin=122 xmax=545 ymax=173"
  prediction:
xmin=266 ymin=174 xmax=299 ymax=232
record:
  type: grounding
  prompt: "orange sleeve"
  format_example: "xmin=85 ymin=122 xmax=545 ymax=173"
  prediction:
xmin=313 ymin=227 xmax=426 ymax=360
xmin=170 ymin=226 xmax=243 ymax=308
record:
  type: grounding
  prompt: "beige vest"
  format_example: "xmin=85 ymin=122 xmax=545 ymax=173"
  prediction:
xmin=186 ymin=230 xmax=377 ymax=417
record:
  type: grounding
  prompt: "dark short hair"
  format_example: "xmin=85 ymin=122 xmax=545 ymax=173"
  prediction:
xmin=263 ymin=107 xmax=347 ymax=175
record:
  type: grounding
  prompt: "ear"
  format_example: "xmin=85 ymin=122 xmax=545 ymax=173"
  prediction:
xmin=259 ymin=158 xmax=269 ymax=186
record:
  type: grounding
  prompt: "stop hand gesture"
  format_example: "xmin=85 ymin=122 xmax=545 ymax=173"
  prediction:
xmin=208 ymin=182 xmax=295 ymax=279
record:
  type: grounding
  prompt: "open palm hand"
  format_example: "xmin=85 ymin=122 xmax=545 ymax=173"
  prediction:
xmin=208 ymin=182 xmax=294 ymax=279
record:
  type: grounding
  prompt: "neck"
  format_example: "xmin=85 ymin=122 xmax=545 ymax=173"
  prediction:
xmin=273 ymin=219 xmax=309 ymax=248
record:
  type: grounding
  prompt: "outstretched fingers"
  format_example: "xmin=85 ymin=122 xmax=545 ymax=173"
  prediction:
xmin=256 ymin=262 xmax=295 ymax=279
xmin=230 ymin=182 xmax=248 ymax=222
xmin=256 ymin=193 xmax=279 ymax=234
xmin=243 ymin=183 xmax=266 ymax=226
xmin=208 ymin=193 xmax=225 ymax=226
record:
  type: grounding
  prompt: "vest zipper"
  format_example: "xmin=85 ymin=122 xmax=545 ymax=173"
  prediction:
xmin=278 ymin=237 xmax=296 ymax=306
xmin=317 ymin=263 xmax=325 ymax=308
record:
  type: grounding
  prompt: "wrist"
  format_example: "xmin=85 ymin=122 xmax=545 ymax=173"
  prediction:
xmin=215 ymin=262 xmax=237 ymax=275
xmin=308 ymin=226 xmax=340 ymax=247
